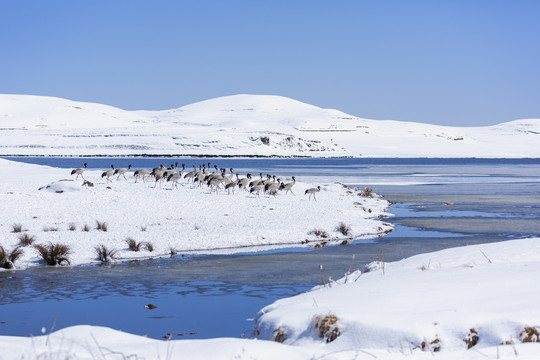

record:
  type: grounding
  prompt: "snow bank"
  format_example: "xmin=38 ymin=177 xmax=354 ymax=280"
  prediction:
xmin=2 ymin=238 xmax=540 ymax=359
xmin=0 ymin=158 xmax=392 ymax=269
xmin=255 ymin=237 xmax=540 ymax=356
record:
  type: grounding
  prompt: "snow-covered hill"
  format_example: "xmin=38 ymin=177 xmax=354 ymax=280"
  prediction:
xmin=1 ymin=94 xmax=539 ymax=157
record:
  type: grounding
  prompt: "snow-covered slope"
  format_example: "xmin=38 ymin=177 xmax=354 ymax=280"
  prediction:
xmin=1 ymin=93 xmax=539 ymax=157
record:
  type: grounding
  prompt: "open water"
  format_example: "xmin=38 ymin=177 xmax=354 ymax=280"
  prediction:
xmin=1 ymin=157 xmax=539 ymax=340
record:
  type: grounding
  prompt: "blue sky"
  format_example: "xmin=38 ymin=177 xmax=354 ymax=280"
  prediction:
xmin=1 ymin=0 xmax=538 ymax=126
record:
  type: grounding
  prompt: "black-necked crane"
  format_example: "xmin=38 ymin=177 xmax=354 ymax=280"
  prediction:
xmin=280 ymin=176 xmax=296 ymax=195
xmin=101 ymin=165 xmax=115 ymax=184
xmin=167 ymin=173 xmax=182 ymax=189
xmin=250 ymin=183 xmax=265 ymax=197
xmin=305 ymin=185 xmax=321 ymax=201
xmin=114 ymin=165 xmax=132 ymax=180
xmin=237 ymin=173 xmax=252 ymax=191
xmin=184 ymin=165 xmax=197 ymax=182
xmin=264 ymin=178 xmax=281 ymax=195
xmin=134 ymin=169 xmax=150 ymax=183
xmin=71 ymin=162 xmax=87 ymax=180
xmin=225 ymin=174 xmax=240 ymax=194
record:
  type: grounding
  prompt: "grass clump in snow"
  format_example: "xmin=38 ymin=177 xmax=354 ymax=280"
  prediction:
xmin=464 ymin=328 xmax=479 ymax=349
xmin=520 ymin=326 xmax=539 ymax=343
xmin=169 ymin=246 xmax=178 ymax=257
xmin=144 ymin=241 xmax=154 ymax=252
xmin=18 ymin=233 xmax=36 ymax=247
xmin=313 ymin=314 xmax=340 ymax=343
xmin=360 ymin=187 xmax=374 ymax=197
xmin=421 ymin=338 xmax=441 ymax=352
xmin=309 ymin=229 xmax=328 ymax=239
xmin=273 ymin=327 xmax=288 ymax=343
xmin=126 ymin=238 xmax=142 ymax=252
xmin=34 ymin=242 xmax=71 ymax=266
xmin=12 ymin=223 xmax=23 ymax=233
xmin=96 ymin=221 xmax=108 ymax=232
xmin=95 ymin=244 xmax=118 ymax=263
xmin=335 ymin=222 xmax=351 ymax=236
xmin=0 ymin=245 xmax=23 ymax=269
xmin=68 ymin=223 xmax=77 ymax=231
xmin=82 ymin=224 xmax=90 ymax=232
xmin=43 ymin=226 xmax=58 ymax=232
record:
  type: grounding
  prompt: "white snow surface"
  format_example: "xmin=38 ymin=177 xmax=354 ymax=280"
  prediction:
xmin=0 ymin=158 xmax=392 ymax=269
xmin=2 ymin=93 xmax=540 ymax=157
xmin=2 ymin=238 xmax=540 ymax=359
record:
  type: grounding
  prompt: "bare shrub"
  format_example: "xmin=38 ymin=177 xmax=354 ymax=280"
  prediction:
xmin=12 ymin=223 xmax=23 ymax=233
xmin=273 ymin=327 xmax=288 ymax=343
xmin=313 ymin=314 xmax=340 ymax=343
xmin=95 ymin=244 xmax=118 ymax=263
xmin=34 ymin=242 xmax=71 ymax=266
xmin=0 ymin=245 xmax=24 ymax=269
xmin=96 ymin=221 xmax=108 ymax=232
xmin=18 ymin=233 xmax=36 ymax=247
xmin=335 ymin=222 xmax=351 ymax=236
xmin=126 ymin=238 xmax=142 ymax=252
xmin=464 ymin=328 xmax=479 ymax=349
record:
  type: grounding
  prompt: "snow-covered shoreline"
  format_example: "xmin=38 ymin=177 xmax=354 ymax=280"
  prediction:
xmin=2 ymin=238 xmax=540 ymax=359
xmin=0 ymin=158 xmax=393 ymax=270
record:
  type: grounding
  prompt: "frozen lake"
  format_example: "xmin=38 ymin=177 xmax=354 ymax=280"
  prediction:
xmin=1 ymin=157 xmax=539 ymax=339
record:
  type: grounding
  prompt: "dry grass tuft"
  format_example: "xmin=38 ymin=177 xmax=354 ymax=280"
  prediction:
xmin=95 ymin=244 xmax=118 ymax=263
xmin=309 ymin=229 xmax=329 ymax=238
xmin=0 ymin=245 xmax=24 ymax=269
xmin=273 ymin=327 xmax=288 ymax=343
xmin=360 ymin=187 xmax=374 ymax=197
xmin=68 ymin=223 xmax=77 ymax=231
xmin=313 ymin=314 xmax=340 ymax=343
xmin=520 ymin=327 xmax=539 ymax=343
xmin=82 ymin=224 xmax=90 ymax=232
xmin=464 ymin=328 xmax=479 ymax=349
xmin=169 ymin=246 xmax=178 ymax=257
xmin=12 ymin=223 xmax=23 ymax=233
xmin=96 ymin=221 xmax=108 ymax=232
xmin=421 ymin=338 xmax=441 ymax=352
xmin=43 ymin=226 xmax=58 ymax=232
xmin=34 ymin=242 xmax=71 ymax=266
xmin=335 ymin=222 xmax=351 ymax=236
xmin=126 ymin=238 xmax=142 ymax=252
xmin=144 ymin=242 xmax=154 ymax=252
xmin=18 ymin=233 xmax=36 ymax=247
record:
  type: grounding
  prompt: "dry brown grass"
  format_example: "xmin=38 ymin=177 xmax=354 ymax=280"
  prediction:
xmin=273 ymin=327 xmax=288 ymax=343
xmin=520 ymin=327 xmax=539 ymax=343
xmin=309 ymin=229 xmax=329 ymax=238
xmin=335 ymin=222 xmax=351 ymax=236
xmin=464 ymin=328 xmax=479 ymax=349
xmin=95 ymin=244 xmax=118 ymax=263
xmin=126 ymin=238 xmax=142 ymax=251
xmin=18 ymin=233 xmax=36 ymax=247
xmin=313 ymin=314 xmax=340 ymax=343
xmin=0 ymin=245 xmax=24 ymax=269
xmin=12 ymin=223 xmax=23 ymax=233
xmin=34 ymin=242 xmax=71 ymax=266
xmin=96 ymin=221 xmax=108 ymax=232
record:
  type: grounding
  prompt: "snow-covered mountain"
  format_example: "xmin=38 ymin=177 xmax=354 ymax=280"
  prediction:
xmin=1 ymin=93 xmax=539 ymax=157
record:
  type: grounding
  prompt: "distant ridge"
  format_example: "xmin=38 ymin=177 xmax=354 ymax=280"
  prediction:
xmin=0 ymin=93 xmax=539 ymax=157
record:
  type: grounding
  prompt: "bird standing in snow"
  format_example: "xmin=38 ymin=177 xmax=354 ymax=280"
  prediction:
xmin=71 ymin=163 xmax=87 ymax=180
xmin=305 ymin=185 xmax=321 ymax=201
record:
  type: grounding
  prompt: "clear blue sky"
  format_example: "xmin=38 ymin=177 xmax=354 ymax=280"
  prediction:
xmin=1 ymin=0 xmax=539 ymax=126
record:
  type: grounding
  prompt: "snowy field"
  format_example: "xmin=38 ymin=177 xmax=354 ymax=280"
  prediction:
xmin=1 ymin=93 xmax=540 ymax=158
xmin=0 ymin=158 xmax=392 ymax=269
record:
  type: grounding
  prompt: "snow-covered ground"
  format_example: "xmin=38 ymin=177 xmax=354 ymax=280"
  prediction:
xmin=3 ymin=238 xmax=540 ymax=359
xmin=0 ymin=158 xmax=392 ymax=269
xmin=1 ymin=93 xmax=540 ymax=158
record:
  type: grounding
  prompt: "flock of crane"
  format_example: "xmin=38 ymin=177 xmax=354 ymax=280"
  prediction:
xmin=71 ymin=162 xmax=322 ymax=200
